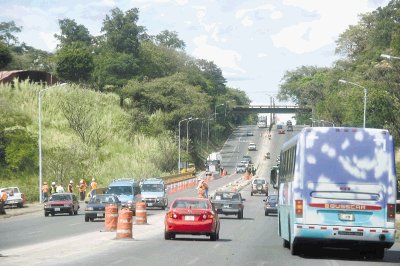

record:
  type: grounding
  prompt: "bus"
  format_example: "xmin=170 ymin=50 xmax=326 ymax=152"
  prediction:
xmin=272 ymin=127 xmax=397 ymax=259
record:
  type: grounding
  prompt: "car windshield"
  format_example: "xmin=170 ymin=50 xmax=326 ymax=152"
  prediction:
xmin=106 ymin=186 xmax=132 ymax=195
xmin=172 ymin=200 xmax=209 ymax=209
xmin=141 ymin=184 xmax=164 ymax=192
xmin=254 ymin=179 xmax=265 ymax=184
xmin=50 ymin=194 xmax=71 ymax=201
xmin=214 ymin=192 xmax=240 ymax=201
xmin=89 ymin=195 xmax=117 ymax=204
xmin=268 ymin=195 xmax=278 ymax=202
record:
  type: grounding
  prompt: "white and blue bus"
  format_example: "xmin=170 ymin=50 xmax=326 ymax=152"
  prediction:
xmin=274 ymin=127 xmax=397 ymax=259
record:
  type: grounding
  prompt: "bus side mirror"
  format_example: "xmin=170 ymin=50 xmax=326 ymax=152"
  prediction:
xmin=270 ymin=168 xmax=278 ymax=190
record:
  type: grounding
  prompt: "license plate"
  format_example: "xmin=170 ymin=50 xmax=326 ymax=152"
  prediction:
xmin=224 ymin=204 xmax=230 ymax=208
xmin=148 ymin=203 xmax=153 ymax=206
xmin=55 ymin=208 xmax=60 ymax=211
xmin=97 ymin=213 xmax=104 ymax=217
xmin=339 ymin=213 xmax=354 ymax=221
xmin=184 ymin=215 xmax=195 ymax=221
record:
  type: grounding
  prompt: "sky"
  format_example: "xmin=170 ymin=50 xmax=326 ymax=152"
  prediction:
xmin=0 ymin=0 xmax=391 ymax=115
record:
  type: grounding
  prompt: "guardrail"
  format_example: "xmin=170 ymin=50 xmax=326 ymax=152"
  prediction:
xmin=161 ymin=172 xmax=196 ymax=185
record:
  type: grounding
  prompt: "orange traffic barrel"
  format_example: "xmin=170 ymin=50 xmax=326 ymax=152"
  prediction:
xmin=104 ymin=204 xmax=118 ymax=231
xmin=135 ymin=202 xmax=147 ymax=225
xmin=116 ymin=208 xmax=133 ymax=239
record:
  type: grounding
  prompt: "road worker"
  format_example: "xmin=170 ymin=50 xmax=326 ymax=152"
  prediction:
xmin=90 ymin=178 xmax=98 ymax=196
xmin=56 ymin=183 xmax=65 ymax=193
xmin=50 ymin=182 xmax=57 ymax=194
xmin=196 ymin=179 xmax=208 ymax=198
xmin=79 ymin=179 xmax=87 ymax=201
xmin=42 ymin=182 xmax=49 ymax=202
xmin=0 ymin=190 xmax=8 ymax=215
xmin=68 ymin=180 xmax=73 ymax=193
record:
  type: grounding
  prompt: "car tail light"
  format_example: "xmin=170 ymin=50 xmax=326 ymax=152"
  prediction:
xmin=295 ymin=200 xmax=303 ymax=218
xmin=201 ymin=212 xmax=214 ymax=220
xmin=387 ymin=204 xmax=395 ymax=222
xmin=167 ymin=211 xmax=180 ymax=219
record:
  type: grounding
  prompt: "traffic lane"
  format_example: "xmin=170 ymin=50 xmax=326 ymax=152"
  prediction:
xmin=0 ymin=203 xmax=106 ymax=250
xmin=56 ymin=183 xmax=282 ymax=266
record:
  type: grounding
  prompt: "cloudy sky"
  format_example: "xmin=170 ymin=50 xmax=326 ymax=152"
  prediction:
xmin=0 ymin=0 xmax=391 ymax=106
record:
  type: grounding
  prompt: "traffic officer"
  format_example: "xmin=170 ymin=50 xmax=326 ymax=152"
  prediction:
xmin=0 ymin=190 xmax=8 ymax=215
xmin=42 ymin=182 xmax=49 ymax=202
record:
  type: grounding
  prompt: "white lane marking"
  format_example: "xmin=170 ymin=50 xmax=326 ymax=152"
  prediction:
xmin=69 ymin=223 xmax=81 ymax=226
xmin=186 ymin=257 xmax=199 ymax=265
xmin=27 ymin=231 xmax=41 ymax=235
xmin=214 ymin=243 xmax=221 ymax=248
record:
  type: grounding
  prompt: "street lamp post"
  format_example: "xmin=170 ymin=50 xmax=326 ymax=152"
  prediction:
xmin=178 ymin=117 xmax=191 ymax=173
xmin=224 ymin=101 xmax=233 ymax=117
xmin=214 ymin=104 xmax=224 ymax=121
xmin=38 ymin=83 xmax=67 ymax=203
xmin=339 ymin=79 xmax=367 ymax=128
xmin=186 ymin=118 xmax=198 ymax=155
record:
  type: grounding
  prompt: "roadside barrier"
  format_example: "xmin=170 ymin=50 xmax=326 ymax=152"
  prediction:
xmin=104 ymin=204 xmax=118 ymax=232
xmin=135 ymin=202 xmax=147 ymax=225
xmin=116 ymin=208 xmax=133 ymax=239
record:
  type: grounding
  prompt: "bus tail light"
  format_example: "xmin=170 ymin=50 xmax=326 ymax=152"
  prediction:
xmin=387 ymin=204 xmax=395 ymax=222
xmin=295 ymin=200 xmax=303 ymax=218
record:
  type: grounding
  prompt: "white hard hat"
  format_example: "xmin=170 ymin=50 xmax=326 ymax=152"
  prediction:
xmin=52 ymin=182 xmax=55 ymax=185
xmin=92 ymin=178 xmax=95 ymax=181
xmin=80 ymin=180 xmax=83 ymax=184
xmin=70 ymin=180 xmax=73 ymax=184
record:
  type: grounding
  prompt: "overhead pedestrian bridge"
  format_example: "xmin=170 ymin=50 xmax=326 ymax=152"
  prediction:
xmin=232 ymin=105 xmax=312 ymax=114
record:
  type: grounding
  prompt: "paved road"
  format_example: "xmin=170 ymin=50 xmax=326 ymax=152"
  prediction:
xmin=1 ymin=125 xmax=399 ymax=266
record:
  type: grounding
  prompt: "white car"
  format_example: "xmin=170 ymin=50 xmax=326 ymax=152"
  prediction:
xmin=248 ymin=143 xmax=257 ymax=151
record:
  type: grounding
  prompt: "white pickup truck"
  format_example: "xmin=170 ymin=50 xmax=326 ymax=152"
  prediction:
xmin=0 ymin=186 xmax=25 ymax=208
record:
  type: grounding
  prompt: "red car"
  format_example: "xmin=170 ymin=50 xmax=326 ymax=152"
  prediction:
xmin=164 ymin=197 xmax=220 ymax=241
xmin=44 ymin=193 xmax=80 ymax=216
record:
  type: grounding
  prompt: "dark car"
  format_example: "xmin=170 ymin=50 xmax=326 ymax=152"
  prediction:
xmin=264 ymin=195 xmax=278 ymax=216
xmin=211 ymin=191 xmax=245 ymax=219
xmin=44 ymin=193 xmax=79 ymax=216
xmin=85 ymin=194 xmax=120 ymax=222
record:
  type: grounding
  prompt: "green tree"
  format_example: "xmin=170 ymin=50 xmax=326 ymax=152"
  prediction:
xmin=154 ymin=30 xmax=185 ymax=50
xmin=0 ymin=41 xmax=12 ymax=69
xmin=54 ymin=18 xmax=92 ymax=48
xmin=101 ymin=8 xmax=145 ymax=55
xmin=55 ymin=42 xmax=94 ymax=82
xmin=0 ymin=21 xmax=21 ymax=46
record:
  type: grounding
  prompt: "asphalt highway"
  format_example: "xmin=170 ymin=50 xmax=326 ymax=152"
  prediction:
xmin=1 ymin=125 xmax=399 ymax=266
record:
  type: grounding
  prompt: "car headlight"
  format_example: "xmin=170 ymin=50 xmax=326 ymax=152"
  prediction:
xmin=86 ymin=207 xmax=93 ymax=211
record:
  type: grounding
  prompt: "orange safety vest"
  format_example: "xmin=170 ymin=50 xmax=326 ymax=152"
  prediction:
xmin=1 ymin=191 xmax=8 ymax=202
xmin=91 ymin=181 xmax=97 ymax=190
xmin=79 ymin=183 xmax=86 ymax=192
xmin=42 ymin=184 xmax=49 ymax=193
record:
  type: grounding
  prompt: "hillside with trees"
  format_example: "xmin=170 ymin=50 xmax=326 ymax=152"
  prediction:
xmin=278 ymin=0 xmax=400 ymax=142
xmin=0 ymin=7 xmax=251 ymax=201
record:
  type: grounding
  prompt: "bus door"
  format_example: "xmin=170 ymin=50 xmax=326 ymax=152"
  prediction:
xmin=305 ymin=182 xmax=385 ymax=227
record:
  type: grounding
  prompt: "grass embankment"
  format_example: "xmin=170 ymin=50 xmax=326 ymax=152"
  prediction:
xmin=0 ymin=82 xmax=206 ymax=201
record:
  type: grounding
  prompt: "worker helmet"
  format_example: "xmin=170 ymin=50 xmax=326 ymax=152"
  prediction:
xmin=70 ymin=180 xmax=73 ymax=184
xmin=80 ymin=180 xmax=84 ymax=184
xmin=52 ymin=181 xmax=56 ymax=185
xmin=92 ymin=178 xmax=95 ymax=181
